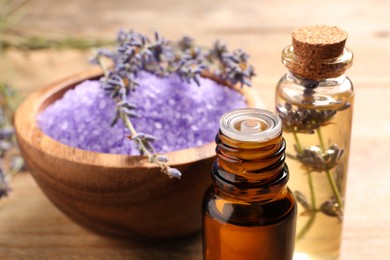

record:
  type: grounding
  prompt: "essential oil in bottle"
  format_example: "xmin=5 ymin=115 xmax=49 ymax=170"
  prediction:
xmin=202 ymin=108 xmax=297 ymax=260
xmin=275 ymin=25 xmax=354 ymax=259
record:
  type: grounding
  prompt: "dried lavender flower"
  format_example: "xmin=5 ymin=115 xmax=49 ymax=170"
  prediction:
xmin=166 ymin=167 xmax=182 ymax=179
xmin=294 ymin=190 xmax=312 ymax=213
xmin=319 ymin=198 xmax=343 ymax=220
xmin=0 ymin=82 xmax=23 ymax=199
xmin=277 ymin=102 xmax=351 ymax=134
xmin=208 ymin=41 xmax=228 ymax=61
xmin=177 ymin=36 xmax=194 ymax=51
xmin=0 ymin=166 xmax=10 ymax=198
xmin=335 ymin=163 xmax=345 ymax=192
xmin=296 ymin=144 xmax=344 ymax=172
xmin=92 ymin=30 xmax=255 ymax=178
xmin=155 ymin=155 xmax=168 ymax=163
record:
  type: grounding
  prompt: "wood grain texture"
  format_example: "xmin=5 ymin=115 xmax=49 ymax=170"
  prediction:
xmin=13 ymin=69 xmax=261 ymax=239
xmin=1 ymin=0 xmax=390 ymax=259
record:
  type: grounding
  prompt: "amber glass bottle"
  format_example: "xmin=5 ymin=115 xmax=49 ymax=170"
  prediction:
xmin=202 ymin=108 xmax=297 ymax=260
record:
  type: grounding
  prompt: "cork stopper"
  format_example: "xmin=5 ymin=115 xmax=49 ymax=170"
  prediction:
xmin=282 ymin=25 xmax=353 ymax=80
xmin=292 ymin=25 xmax=348 ymax=59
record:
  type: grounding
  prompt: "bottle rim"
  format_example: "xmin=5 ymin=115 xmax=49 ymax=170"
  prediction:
xmin=219 ymin=108 xmax=282 ymax=142
xmin=282 ymin=45 xmax=353 ymax=79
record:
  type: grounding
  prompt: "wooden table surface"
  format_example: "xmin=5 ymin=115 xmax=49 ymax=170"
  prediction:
xmin=1 ymin=0 xmax=390 ymax=259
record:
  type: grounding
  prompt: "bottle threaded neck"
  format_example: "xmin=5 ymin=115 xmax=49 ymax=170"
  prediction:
xmin=215 ymin=132 xmax=286 ymax=183
xmin=213 ymin=109 xmax=289 ymax=201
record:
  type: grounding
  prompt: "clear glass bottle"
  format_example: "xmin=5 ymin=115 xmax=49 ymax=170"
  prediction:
xmin=275 ymin=25 xmax=354 ymax=259
xmin=202 ymin=108 xmax=297 ymax=260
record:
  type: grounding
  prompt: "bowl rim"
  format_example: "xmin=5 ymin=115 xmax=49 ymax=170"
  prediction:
xmin=14 ymin=68 xmax=262 ymax=169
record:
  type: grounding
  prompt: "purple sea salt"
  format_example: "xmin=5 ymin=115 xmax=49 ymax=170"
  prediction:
xmin=38 ymin=72 xmax=247 ymax=155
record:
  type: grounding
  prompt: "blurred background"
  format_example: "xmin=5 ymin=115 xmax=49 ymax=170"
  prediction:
xmin=3 ymin=0 xmax=389 ymax=95
xmin=1 ymin=0 xmax=389 ymax=259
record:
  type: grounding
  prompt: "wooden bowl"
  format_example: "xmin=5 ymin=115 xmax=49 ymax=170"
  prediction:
xmin=14 ymin=68 xmax=263 ymax=239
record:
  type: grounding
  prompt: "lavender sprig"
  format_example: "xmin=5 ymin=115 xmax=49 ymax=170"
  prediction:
xmin=91 ymin=30 xmax=255 ymax=178
xmin=278 ymin=99 xmax=348 ymax=239
xmin=0 ymin=82 xmax=24 ymax=199
xmin=0 ymin=165 xmax=10 ymax=198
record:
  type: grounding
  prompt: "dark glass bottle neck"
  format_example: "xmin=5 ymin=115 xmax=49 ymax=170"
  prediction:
xmin=212 ymin=131 xmax=289 ymax=201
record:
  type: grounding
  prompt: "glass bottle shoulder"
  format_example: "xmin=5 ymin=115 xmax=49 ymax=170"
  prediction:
xmin=276 ymin=72 xmax=354 ymax=110
xmin=203 ymin=185 xmax=296 ymax=226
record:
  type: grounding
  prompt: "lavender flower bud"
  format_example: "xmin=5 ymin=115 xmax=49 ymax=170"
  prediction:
xmin=0 ymin=126 xmax=14 ymax=139
xmin=107 ymin=74 xmax=125 ymax=87
xmin=89 ymin=48 xmax=113 ymax=65
xmin=120 ymin=107 xmax=139 ymax=118
xmin=0 ymin=168 xmax=10 ymax=198
xmin=0 ymin=141 xmax=12 ymax=153
xmin=155 ymin=155 xmax=168 ymax=163
xmin=143 ymin=141 xmax=155 ymax=153
xmin=118 ymin=100 xmax=137 ymax=110
xmin=178 ymin=36 xmax=194 ymax=51
xmin=166 ymin=167 xmax=182 ymax=179
xmin=110 ymin=113 xmax=120 ymax=127
xmin=143 ymin=134 xmax=156 ymax=142
xmin=117 ymin=29 xmax=127 ymax=42
xmin=131 ymin=133 xmax=146 ymax=140
xmin=10 ymin=156 xmax=25 ymax=172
